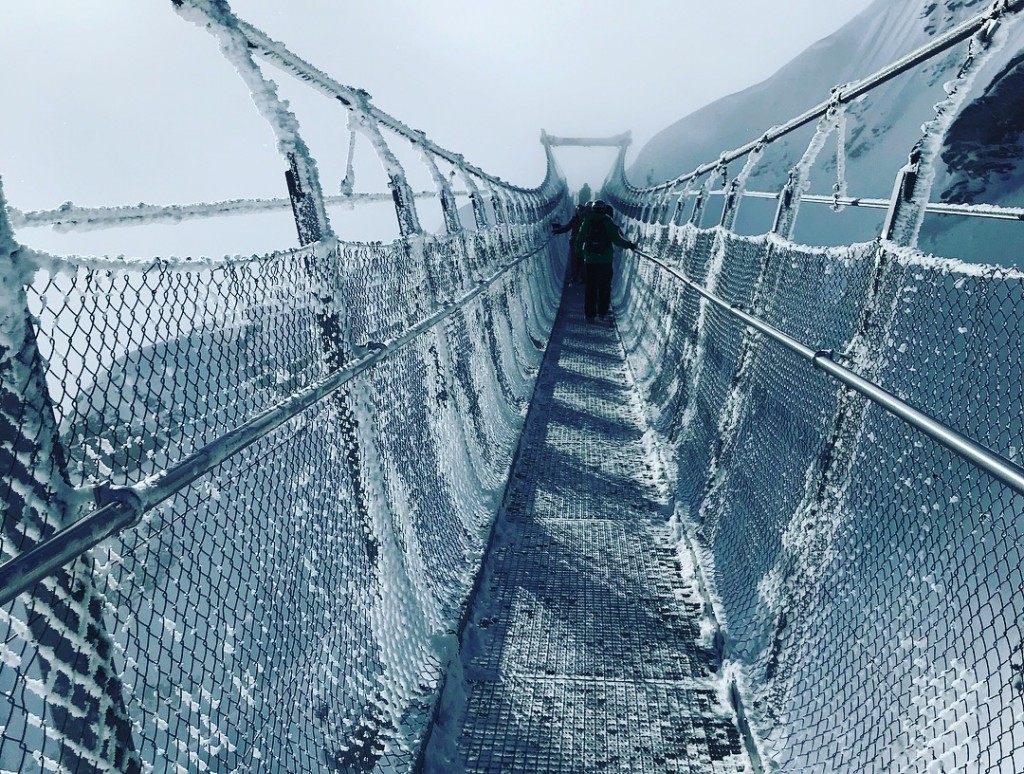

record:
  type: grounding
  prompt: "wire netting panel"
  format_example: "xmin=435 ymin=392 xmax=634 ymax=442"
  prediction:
xmin=616 ymin=217 xmax=1024 ymax=771
xmin=0 ymin=208 xmax=568 ymax=772
xmin=27 ymin=248 xmax=336 ymax=489
xmin=775 ymin=407 xmax=1024 ymax=772
xmin=877 ymin=254 xmax=1024 ymax=459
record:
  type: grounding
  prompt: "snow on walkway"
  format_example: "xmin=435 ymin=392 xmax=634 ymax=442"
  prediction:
xmin=423 ymin=285 xmax=751 ymax=773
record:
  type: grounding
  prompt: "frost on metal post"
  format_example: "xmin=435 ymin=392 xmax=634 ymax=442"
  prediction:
xmin=171 ymin=0 xmax=333 ymax=244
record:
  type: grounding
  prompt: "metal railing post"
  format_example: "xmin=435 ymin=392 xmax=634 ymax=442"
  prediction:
xmin=881 ymin=144 xmax=922 ymax=243
xmin=771 ymin=172 xmax=797 ymax=236
xmin=689 ymin=188 xmax=707 ymax=226
xmin=720 ymin=179 xmax=741 ymax=230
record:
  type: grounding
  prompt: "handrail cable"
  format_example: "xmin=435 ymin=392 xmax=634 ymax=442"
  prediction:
xmin=0 ymin=236 xmax=556 ymax=609
xmin=632 ymin=0 xmax=1023 ymax=194
xmin=634 ymin=247 xmax=1024 ymax=498
xmin=9 ymin=191 xmax=472 ymax=232
xmin=701 ymin=190 xmax=1024 ymax=221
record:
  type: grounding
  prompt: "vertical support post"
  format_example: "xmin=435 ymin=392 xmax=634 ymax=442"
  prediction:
xmin=388 ymin=172 xmax=422 ymax=238
xmin=881 ymin=143 xmax=922 ymax=244
xmin=0 ymin=178 xmax=142 ymax=772
xmin=671 ymin=192 xmax=689 ymax=226
xmin=339 ymin=124 xmax=357 ymax=195
xmin=452 ymin=162 xmax=491 ymax=232
xmin=285 ymin=152 xmax=326 ymax=245
xmin=657 ymin=190 xmax=673 ymax=225
xmin=469 ymin=190 xmax=490 ymax=231
xmin=771 ymin=171 xmax=797 ymax=236
xmin=720 ymin=179 xmax=740 ymax=231
xmin=689 ymin=188 xmax=707 ymax=226
xmin=439 ymin=187 xmax=463 ymax=235
xmin=420 ymin=147 xmax=462 ymax=235
xmin=490 ymin=187 xmax=507 ymax=226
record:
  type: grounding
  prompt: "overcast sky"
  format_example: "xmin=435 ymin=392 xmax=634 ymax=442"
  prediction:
xmin=1 ymin=0 xmax=874 ymax=252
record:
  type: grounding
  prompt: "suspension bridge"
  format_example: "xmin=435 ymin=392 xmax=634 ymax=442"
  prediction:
xmin=2 ymin=0 xmax=1023 ymax=771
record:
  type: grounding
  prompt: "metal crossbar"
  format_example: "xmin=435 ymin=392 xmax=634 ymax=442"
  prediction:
xmin=9 ymin=191 xmax=472 ymax=232
xmin=711 ymin=190 xmax=1024 ymax=221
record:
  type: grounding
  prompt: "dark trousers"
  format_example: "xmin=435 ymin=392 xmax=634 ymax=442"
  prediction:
xmin=584 ymin=263 xmax=613 ymax=319
xmin=568 ymin=244 xmax=582 ymax=283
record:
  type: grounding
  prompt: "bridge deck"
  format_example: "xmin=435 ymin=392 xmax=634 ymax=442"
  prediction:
xmin=423 ymin=285 xmax=751 ymax=773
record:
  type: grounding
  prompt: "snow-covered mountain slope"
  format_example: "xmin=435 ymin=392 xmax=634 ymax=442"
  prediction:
xmin=628 ymin=0 xmax=1024 ymax=263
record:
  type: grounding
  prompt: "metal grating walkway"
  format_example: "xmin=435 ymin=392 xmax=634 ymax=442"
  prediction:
xmin=422 ymin=285 xmax=752 ymax=773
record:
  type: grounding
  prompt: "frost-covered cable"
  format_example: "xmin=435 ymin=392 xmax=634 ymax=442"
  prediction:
xmin=234 ymin=19 xmax=558 ymax=203
xmin=773 ymin=108 xmax=843 ymax=239
xmin=171 ymin=0 xmax=332 ymax=240
xmin=231 ymin=17 xmax=425 ymax=234
xmin=882 ymin=15 xmax=1016 ymax=247
xmin=734 ymin=192 xmax=1024 ymax=221
xmin=614 ymin=0 xmax=1024 ymax=196
xmin=632 ymin=247 xmax=1024 ymax=499
xmin=9 ymin=192 xmax=463 ymax=232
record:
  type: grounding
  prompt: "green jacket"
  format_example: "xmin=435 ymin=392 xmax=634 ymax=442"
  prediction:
xmin=574 ymin=212 xmax=633 ymax=264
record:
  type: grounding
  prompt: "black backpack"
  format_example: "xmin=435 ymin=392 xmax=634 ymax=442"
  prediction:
xmin=583 ymin=215 xmax=614 ymax=252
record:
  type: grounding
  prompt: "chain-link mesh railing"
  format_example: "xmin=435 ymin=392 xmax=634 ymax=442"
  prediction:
xmin=612 ymin=225 xmax=1024 ymax=770
xmin=1 ymin=205 xmax=569 ymax=771
xmin=0 ymin=0 xmax=572 ymax=766
xmin=602 ymin=2 xmax=1024 ymax=769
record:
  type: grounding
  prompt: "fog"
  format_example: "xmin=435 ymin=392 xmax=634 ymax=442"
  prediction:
xmin=1 ymin=0 xmax=873 ymax=253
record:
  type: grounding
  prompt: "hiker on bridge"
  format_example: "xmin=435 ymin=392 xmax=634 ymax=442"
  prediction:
xmin=551 ymin=184 xmax=593 ymax=284
xmin=575 ymin=200 xmax=637 ymax=323
xmin=552 ymin=205 xmax=590 ymax=284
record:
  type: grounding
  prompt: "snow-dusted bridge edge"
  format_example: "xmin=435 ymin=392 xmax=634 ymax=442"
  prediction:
xmin=605 ymin=1 xmax=1024 ymax=769
xmin=1 ymin=0 xmax=1023 ymax=772
xmin=0 ymin=0 xmax=570 ymax=771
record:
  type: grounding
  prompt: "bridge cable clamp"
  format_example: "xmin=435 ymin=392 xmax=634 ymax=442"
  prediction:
xmin=813 ymin=349 xmax=836 ymax=366
xmin=93 ymin=482 xmax=145 ymax=521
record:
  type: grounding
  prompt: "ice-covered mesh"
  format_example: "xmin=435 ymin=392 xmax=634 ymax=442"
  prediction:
xmin=0 ymin=207 xmax=569 ymax=771
xmin=614 ymin=218 xmax=1024 ymax=772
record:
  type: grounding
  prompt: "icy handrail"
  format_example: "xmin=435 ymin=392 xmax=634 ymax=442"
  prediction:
xmin=720 ymin=191 xmax=1024 ymax=221
xmin=9 ymin=191 xmax=470 ymax=233
xmin=633 ymin=246 xmax=1024 ymax=498
xmin=620 ymin=0 xmax=1024 ymax=196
